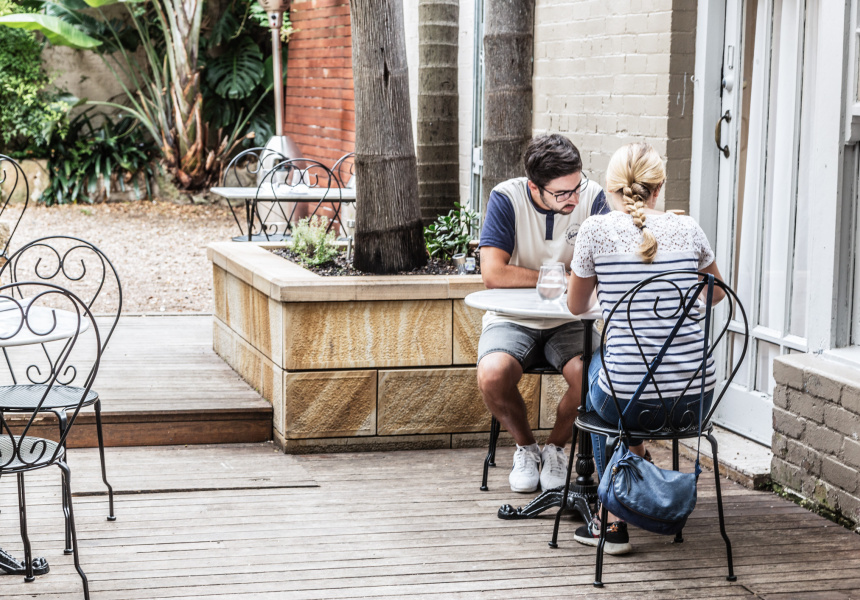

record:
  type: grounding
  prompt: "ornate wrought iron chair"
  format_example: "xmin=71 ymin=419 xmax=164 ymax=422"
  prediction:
xmin=549 ymin=270 xmax=749 ymax=587
xmin=0 ymin=282 xmax=100 ymax=598
xmin=332 ymin=151 xmax=355 ymax=189
xmin=0 ymin=155 xmax=31 ymax=260
xmin=0 ymin=237 xmax=122 ymax=547
xmin=221 ymin=147 xmax=290 ymax=241
xmin=255 ymin=158 xmax=342 ymax=238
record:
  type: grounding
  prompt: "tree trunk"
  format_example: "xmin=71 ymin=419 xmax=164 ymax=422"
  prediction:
xmin=350 ymin=0 xmax=427 ymax=273
xmin=480 ymin=0 xmax=534 ymax=215
xmin=417 ymin=0 xmax=460 ymax=225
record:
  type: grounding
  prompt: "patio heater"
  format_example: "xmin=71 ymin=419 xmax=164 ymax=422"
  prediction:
xmin=257 ymin=0 xmax=301 ymax=182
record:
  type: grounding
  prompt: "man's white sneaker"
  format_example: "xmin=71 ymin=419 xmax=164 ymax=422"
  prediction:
xmin=540 ymin=444 xmax=568 ymax=490
xmin=509 ymin=445 xmax=541 ymax=493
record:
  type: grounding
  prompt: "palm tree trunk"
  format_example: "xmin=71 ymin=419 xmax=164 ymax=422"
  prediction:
xmin=350 ymin=0 xmax=427 ymax=273
xmin=480 ymin=0 xmax=534 ymax=214
xmin=417 ymin=0 xmax=460 ymax=224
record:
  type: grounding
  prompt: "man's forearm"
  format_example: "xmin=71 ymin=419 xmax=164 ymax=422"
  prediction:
xmin=482 ymin=264 xmax=540 ymax=289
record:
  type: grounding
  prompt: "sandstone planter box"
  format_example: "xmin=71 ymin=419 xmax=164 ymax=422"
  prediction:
xmin=208 ymin=242 xmax=566 ymax=453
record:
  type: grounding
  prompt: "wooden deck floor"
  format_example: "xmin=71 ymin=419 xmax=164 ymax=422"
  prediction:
xmin=2 ymin=315 xmax=272 ymax=447
xmin=2 ymin=443 xmax=858 ymax=599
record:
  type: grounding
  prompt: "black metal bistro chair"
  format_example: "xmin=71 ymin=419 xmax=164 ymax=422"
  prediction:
xmin=549 ymin=270 xmax=749 ymax=587
xmin=255 ymin=158 xmax=343 ymax=238
xmin=0 ymin=282 xmax=101 ymax=598
xmin=480 ymin=361 xmax=559 ymax=491
xmin=0 ymin=155 xmax=31 ymax=260
xmin=0 ymin=237 xmax=122 ymax=549
xmin=221 ymin=147 xmax=291 ymax=241
xmin=332 ymin=151 xmax=355 ymax=189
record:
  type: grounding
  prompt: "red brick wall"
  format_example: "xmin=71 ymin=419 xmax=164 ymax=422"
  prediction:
xmin=284 ymin=0 xmax=355 ymax=167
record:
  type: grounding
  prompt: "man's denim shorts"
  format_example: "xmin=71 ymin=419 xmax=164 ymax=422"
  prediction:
xmin=477 ymin=321 xmax=586 ymax=372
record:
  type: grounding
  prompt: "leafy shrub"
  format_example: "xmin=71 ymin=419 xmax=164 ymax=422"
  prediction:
xmin=291 ymin=216 xmax=339 ymax=267
xmin=424 ymin=202 xmax=480 ymax=260
xmin=41 ymin=110 xmax=159 ymax=205
xmin=0 ymin=0 xmax=73 ymax=157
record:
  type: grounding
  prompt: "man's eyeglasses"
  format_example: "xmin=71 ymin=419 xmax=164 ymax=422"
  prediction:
xmin=538 ymin=174 xmax=589 ymax=202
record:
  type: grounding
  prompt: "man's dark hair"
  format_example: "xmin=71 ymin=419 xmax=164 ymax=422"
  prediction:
xmin=523 ymin=134 xmax=583 ymax=188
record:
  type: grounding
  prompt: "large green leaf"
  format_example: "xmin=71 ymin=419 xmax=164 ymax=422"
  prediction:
xmin=0 ymin=14 xmax=101 ymax=49
xmin=206 ymin=37 xmax=265 ymax=100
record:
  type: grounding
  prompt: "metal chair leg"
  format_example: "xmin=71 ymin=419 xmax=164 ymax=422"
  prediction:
xmin=55 ymin=411 xmax=72 ymax=554
xmin=481 ymin=416 xmax=500 ymax=491
xmin=593 ymin=503 xmax=609 ymax=587
xmin=549 ymin=421 xmax=579 ymax=548
xmin=672 ymin=439 xmax=684 ymax=544
xmin=58 ymin=460 xmax=90 ymax=599
xmin=16 ymin=473 xmax=34 ymax=582
xmin=94 ymin=400 xmax=116 ymax=521
xmin=707 ymin=433 xmax=736 ymax=582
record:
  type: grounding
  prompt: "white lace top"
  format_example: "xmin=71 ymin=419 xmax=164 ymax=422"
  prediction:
xmin=572 ymin=212 xmax=716 ymax=401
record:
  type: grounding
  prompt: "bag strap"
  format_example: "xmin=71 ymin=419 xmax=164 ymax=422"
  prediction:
xmin=693 ymin=274 xmax=715 ymax=479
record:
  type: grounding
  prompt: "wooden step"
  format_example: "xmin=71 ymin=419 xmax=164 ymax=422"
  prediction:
xmin=1 ymin=315 xmax=273 ymax=447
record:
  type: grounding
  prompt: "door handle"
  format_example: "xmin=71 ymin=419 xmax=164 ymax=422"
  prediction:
xmin=714 ymin=110 xmax=732 ymax=158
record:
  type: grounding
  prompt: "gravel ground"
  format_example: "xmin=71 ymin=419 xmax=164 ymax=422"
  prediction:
xmin=5 ymin=201 xmax=236 ymax=314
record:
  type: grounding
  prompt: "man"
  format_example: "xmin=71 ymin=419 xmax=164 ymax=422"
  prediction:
xmin=477 ymin=133 xmax=608 ymax=493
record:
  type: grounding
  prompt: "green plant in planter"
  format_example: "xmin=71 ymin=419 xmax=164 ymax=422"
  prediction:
xmin=423 ymin=202 xmax=480 ymax=260
xmin=292 ymin=216 xmax=339 ymax=267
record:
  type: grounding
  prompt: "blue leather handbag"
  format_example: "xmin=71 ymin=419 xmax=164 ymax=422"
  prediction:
xmin=596 ymin=275 xmax=716 ymax=536
xmin=598 ymin=442 xmax=698 ymax=535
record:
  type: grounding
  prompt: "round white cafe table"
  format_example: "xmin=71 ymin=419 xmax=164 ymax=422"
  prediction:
xmin=464 ymin=288 xmax=602 ymax=321
xmin=0 ymin=305 xmax=90 ymax=347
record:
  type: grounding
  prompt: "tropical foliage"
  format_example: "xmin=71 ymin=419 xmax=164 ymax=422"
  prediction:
xmin=0 ymin=0 xmax=290 ymax=190
xmin=0 ymin=0 xmax=75 ymax=157
xmin=41 ymin=109 xmax=159 ymax=205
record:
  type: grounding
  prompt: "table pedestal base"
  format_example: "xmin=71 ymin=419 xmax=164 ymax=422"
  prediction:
xmin=0 ymin=547 xmax=49 ymax=577
xmin=497 ymin=483 xmax=597 ymax=521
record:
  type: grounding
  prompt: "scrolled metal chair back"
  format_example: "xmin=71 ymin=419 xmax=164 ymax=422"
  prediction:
xmin=0 ymin=283 xmax=101 ymax=470
xmin=0 ymin=237 xmax=120 ymax=387
xmin=221 ymin=147 xmax=291 ymax=238
xmin=599 ymin=270 xmax=749 ymax=440
xmin=332 ymin=152 xmax=355 ymax=189
xmin=0 ymin=155 xmax=30 ymax=260
xmin=255 ymin=158 xmax=341 ymax=238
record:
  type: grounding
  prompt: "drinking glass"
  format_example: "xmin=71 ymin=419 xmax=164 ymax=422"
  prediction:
xmin=536 ymin=263 xmax=566 ymax=302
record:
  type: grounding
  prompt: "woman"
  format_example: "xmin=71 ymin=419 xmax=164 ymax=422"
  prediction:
xmin=566 ymin=143 xmax=725 ymax=555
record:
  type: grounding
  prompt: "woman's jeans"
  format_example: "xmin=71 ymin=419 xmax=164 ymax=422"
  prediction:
xmin=586 ymin=357 xmax=714 ymax=479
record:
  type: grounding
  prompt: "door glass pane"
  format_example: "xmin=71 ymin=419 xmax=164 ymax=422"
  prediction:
xmin=755 ymin=340 xmax=780 ymax=395
xmin=730 ymin=332 xmax=750 ymax=388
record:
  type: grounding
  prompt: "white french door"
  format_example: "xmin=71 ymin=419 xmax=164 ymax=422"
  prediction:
xmin=710 ymin=0 xmax=812 ymax=445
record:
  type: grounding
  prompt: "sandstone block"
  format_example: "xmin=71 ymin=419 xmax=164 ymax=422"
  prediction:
xmin=224 ymin=271 xmax=273 ymax=359
xmin=452 ymin=300 xmax=484 ymax=365
xmin=792 ymin=391 xmax=825 ymax=424
xmin=540 ymin=374 xmax=567 ymax=429
xmin=773 ymin=385 xmax=789 ymax=410
xmin=377 ymin=367 xmax=539 ymax=435
xmin=842 ymin=385 xmax=860 ymax=416
xmin=823 ymin=404 xmax=860 ymax=440
xmin=284 ymin=370 xmax=377 ymax=439
xmin=821 ymin=456 xmax=859 ymax=494
xmin=835 ymin=489 xmax=860 ymax=523
xmin=773 ymin=406 xmax=805 ymax=440
xmin=282 ymin=299 xmax=452 ymax=370
xmin=772 ymin=432 xmax=788 ymax=459
xmin=212 ymin=265 xmax=227 ymax=321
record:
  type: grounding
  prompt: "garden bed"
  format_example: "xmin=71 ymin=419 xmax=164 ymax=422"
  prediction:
xmin=208 ymin=241 xmax=562 ymax=453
